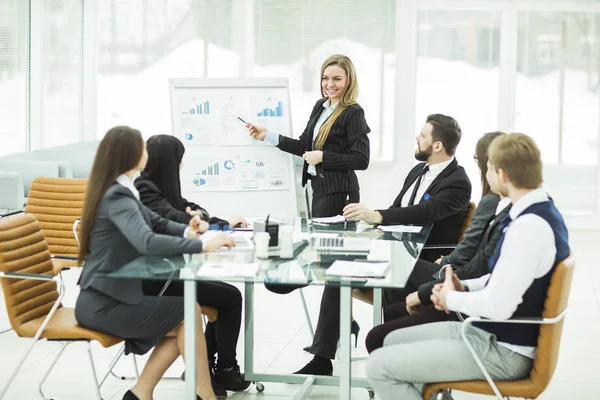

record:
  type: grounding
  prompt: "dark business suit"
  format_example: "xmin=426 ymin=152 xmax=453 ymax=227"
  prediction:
xmin=276 ymin=98 xmax=370 ymax=217
xmin=379 ymin=158 xmax=472 ymax=307
xmin=383 ymin=194 xmax=500 ymax=307
xmin=75 ymin=183 xmax=204 ymax=355
xmin=135 ymin=175 xmax=243 ymax=367
xmin=308 ymin=159 xmax=471 ymax=360
xmin=364 ymin=202 xmax=512 ymax=353
xmin=135 ymin=176 xmax=228 ymax=226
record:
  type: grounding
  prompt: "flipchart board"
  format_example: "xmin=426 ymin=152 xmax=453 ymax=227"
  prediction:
xmin=168 ymin=78 xmax=298 ymax=219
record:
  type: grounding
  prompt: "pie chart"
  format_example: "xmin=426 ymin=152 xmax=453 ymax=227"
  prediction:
xmin=224 ymin=160 xmax=235 ymax=170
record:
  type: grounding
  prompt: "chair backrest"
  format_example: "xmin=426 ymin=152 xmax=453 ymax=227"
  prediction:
xmin=458 ymin=202 xmax=476 ymax=242
xmin=0 ymin=171 xmax=25 ymax=211
xmin=529 ymin=253 xmax=576 ymax=393
xmin=24 ymin=177 xmax=87 ymax=255
xmin=0 ymin=160 xmax=61 ymax=195
xmin=0 ymin=214 xmax=60 ymax=336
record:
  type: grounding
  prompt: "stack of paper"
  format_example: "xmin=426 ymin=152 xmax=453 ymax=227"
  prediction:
xmin=312 ymin=215 xmax=346 ymax=224
xmin=325 ymin=260 xmax=390 ymax=278
xmin=376 ymin=225 xmax=422 ymax=233
xmin=196 ymin=262 xmax=260 ymax=278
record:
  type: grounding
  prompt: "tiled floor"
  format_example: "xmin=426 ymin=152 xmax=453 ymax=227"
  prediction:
xmin=0 ymin=231 xmax=598 ymax=399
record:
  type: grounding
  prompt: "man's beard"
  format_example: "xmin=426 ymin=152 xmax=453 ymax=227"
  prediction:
xmin=414 ymin=145 xmax=432 ymax=162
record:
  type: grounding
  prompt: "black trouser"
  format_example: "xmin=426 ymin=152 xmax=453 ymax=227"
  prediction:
xmin=382 ymin=259 xmax=442 ymax=308
xmin=142 ymin=279 xmax=242 ymax=368
xmin=310 ymin=176 xmax=359 ymax=218
xmin=365 ymin=303 xmax=449 ymax=353
xmin=264 ymin=177 xmax=358 ymax=294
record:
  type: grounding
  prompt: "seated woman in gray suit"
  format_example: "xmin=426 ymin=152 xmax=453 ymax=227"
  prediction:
xmin=75 ymin=126 xmax=234 ymax=400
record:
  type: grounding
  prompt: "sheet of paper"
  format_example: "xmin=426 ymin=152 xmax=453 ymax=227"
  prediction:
xmin=196 ymin=262 xmax=259 ymax=278
xmin=312 ymin=215 xmax=346 ymax=224
xmin=376 ymin=225 xmax=423 ymax=233
xmin=325 ymin=260 xmax=390 ymax=278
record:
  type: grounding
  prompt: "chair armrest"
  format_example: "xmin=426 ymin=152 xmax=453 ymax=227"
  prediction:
xmin=51 ymin=255 xmax=78 ymax=261
xmin=0 ymin=210 xmax=25 ymax=218
xmin=462 ymin=310 xmax=568 ymax=328
xmin=455 ymin=311 xmax=568 ymax=400
xmin=0 ymin=271 xmax=59 ymax=282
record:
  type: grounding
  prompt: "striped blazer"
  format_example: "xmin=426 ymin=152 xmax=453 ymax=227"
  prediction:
xmin=276 ymin=98 xmax=371 ymax=194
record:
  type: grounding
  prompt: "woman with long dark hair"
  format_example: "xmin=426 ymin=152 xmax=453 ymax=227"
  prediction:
xmin=135 ymin=134 xmax=246 ymax=227
xmin=75 ymin=126 xmax=234 ymax=400
xmin=134 ymin=135 xmax=251 ymax=395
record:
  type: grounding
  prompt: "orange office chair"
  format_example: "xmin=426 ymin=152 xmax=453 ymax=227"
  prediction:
xmin=423 ymin=253 xmax=576 ymax=400
xmin=24 ymin=177 xmax=87 ymax=274
xmin=0 ymin=213 xmax=123 ymax=399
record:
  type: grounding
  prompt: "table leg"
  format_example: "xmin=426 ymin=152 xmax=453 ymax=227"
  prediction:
xmin=339 ymin=285 xmax=352 ymax=400
xmin=373 ymin=288 xmax=382 ymax=327
xmin=244 ymin=282 xmax=255 ymax=379
xmin=184 ymin=279 xmax=197 ymax=400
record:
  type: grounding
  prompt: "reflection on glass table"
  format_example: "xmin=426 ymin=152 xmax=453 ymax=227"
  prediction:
xmin=108 ymin=218 xmax=431 ymax=400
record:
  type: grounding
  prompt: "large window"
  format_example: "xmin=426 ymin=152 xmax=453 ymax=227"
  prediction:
xmin=415 ymin=11 xmax=501 ymax=201
xmin=0 ymin=1 xmax=28 ymax=156
xmin=97 ymin=0 xmax=236 ymax=140
xmin=515 ymin=12 xmax=600 ymax=166
xmin=515 ymin=12 xmax=600 ymax=216
xmin=41 ymin=0 xmax=83 ymax=149
xmin=253 ymin=0 xmax=396 ymax=159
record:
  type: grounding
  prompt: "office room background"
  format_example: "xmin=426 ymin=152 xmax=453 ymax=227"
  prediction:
xmin=1 ymin=0 xmax=600 ymax=399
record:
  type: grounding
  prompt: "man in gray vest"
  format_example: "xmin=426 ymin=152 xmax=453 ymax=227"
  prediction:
xmin=366 ymin=133 xmax=570 ymax=400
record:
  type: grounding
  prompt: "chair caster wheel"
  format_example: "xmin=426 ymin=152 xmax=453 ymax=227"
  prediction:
xmin=368 ymin=389 xmax=375 ymax=398
xmin=255 ymin=382 xmax=265 ymax=393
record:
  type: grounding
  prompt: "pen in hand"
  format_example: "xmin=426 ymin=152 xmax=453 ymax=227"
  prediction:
xmin=344 ymin=194 xmax=350 ymax=229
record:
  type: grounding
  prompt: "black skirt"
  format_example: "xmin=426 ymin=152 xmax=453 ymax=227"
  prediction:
xmin=75 ymin=288 xmax=184 ymax=355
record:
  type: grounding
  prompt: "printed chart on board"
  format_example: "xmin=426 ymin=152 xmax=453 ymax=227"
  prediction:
xmin=171 ymin=85 xmax=293 ymax=193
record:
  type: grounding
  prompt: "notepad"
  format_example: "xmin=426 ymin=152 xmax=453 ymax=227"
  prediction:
xmin=325 ymin=260 xmax=390 ymax=278
xmin=376 ymin=225 xmax=423 ymax=233
xmin=196 ymin=262 xmax=260 ymax=278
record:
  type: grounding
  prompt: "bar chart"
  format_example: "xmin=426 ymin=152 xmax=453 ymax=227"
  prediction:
xmin=201 ymin=162 xmax=220 ymax=176
xmin=257 ymin=101 xmax=284 ymax=117
xmin=184 ymin=100 xmax=211 ymax=115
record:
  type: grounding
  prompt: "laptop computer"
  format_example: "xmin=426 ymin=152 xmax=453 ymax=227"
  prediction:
xmin=304 ymin=185 xmax=371 ymax=253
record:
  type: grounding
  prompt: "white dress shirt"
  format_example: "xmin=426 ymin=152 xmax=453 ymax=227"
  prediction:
xmin=400 ymin=157 xmax=455 ymax=207
xmin=446 ymin=188 xmax=555 ymax=358
xmin=264 ymin=99 xmax=338 ymax=176
xmin=116 ymin=174 xmax=140 ymax=200
xmin=495 ymin=197 xmax=512 ymax=215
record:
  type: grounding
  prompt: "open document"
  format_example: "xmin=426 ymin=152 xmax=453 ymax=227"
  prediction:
xmin=325 ymin=260 xmax=390 ymax=279
xmin=197 ymin=262 xmax=260 ymax=278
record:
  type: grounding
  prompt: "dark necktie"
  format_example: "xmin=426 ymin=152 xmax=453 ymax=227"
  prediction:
xmin=487 ymin=214 xmax=513 ymax=273
xmin=408 ymin=165 xmax=429 ymax=206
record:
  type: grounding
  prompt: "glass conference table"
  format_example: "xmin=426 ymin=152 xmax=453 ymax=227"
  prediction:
xmin=109 ymin=218 xmax=432 ymax=400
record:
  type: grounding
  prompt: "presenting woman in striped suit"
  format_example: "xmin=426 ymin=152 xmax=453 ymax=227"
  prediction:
xmin=247 ymin=54 xmax=371 ymax=218
xmin=247 ymin=54 xmax=371 ymax=375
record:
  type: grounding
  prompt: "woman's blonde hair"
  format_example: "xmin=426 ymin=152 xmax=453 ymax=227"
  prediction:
xmin=314 ymin=54 xmax=359 ymax=149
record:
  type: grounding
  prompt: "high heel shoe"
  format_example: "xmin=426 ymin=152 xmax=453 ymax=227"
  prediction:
xmin=351 ymin=320 xmax=360 ymax=348
xmin=123 ymin=390 xmax=140 ymax=400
